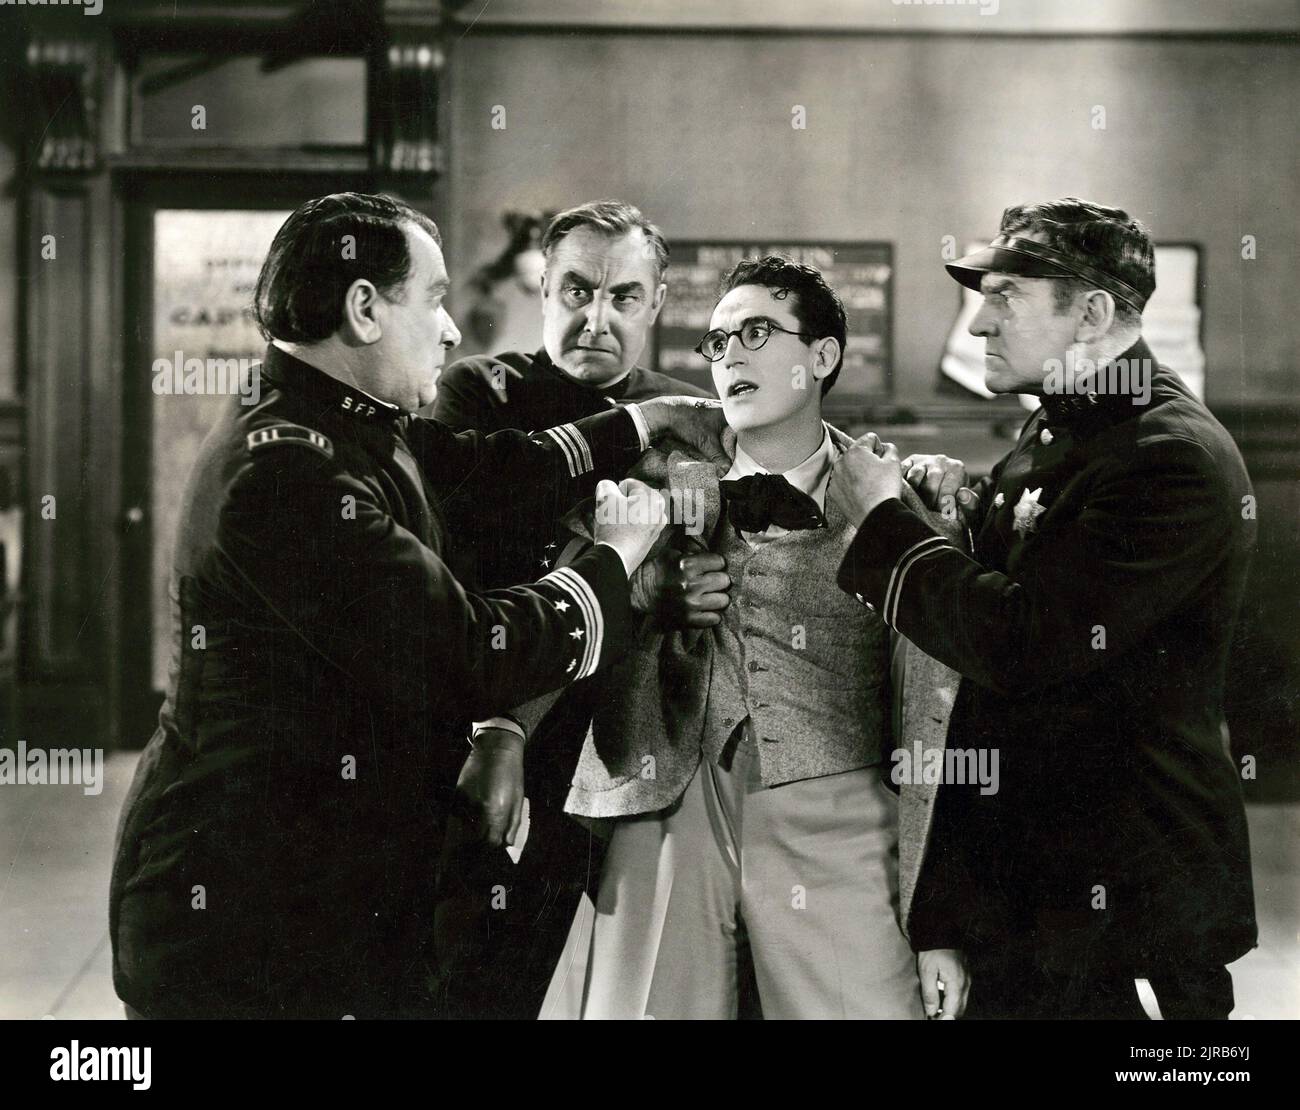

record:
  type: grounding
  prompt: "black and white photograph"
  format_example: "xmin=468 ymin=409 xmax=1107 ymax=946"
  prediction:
xmin=0 ymin=0 xmax=1296 ymax=1084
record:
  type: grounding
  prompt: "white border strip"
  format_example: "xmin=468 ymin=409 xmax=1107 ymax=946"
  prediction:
xmin=543 ymin=426 xmax=582 ymax=478
xmin=886 ymin=536 xmax=951 ymax=628
xmin=544 ymin=566 xmax=603 ymax=677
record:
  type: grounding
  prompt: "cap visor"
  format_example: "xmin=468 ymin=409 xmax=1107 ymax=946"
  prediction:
xmin=945 ymin=244 xmax=1075 ymax=292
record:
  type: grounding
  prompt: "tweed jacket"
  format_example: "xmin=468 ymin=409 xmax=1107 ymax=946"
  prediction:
xmin=559 ymin=427 xmax=963 ymax=932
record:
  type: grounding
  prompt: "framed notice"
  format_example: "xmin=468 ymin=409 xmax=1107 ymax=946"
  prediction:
xmin=150 ymin=208 xmax=289 ymax=690
xmin=654 ymin=241 xmax=893 ymax=402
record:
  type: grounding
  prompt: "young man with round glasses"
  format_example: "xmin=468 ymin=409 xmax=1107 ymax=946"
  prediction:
xmin=543 ymin=256 xmax=960 ymax=1019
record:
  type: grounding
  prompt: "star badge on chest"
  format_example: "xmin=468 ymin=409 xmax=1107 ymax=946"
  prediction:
xmin=1012 ymin=487 xmax=1046 ymax=536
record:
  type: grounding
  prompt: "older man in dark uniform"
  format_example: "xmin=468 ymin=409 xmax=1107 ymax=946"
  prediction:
xmin=108 ymin=192 xmax=722 ymax=1019
xmin=828 ymin=198 xmax=1257 ymax=1020
xmin=430 ymin=201 xmax=730 ymax=1018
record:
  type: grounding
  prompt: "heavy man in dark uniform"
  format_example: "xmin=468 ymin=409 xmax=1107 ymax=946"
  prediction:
xmin=828 ymin=198 xmax=1257 ymax=1019
xmin=108 ymin=192 xmax=724 ymax=1019
xmin=430 ymin=201 xmax=730 ymax=1018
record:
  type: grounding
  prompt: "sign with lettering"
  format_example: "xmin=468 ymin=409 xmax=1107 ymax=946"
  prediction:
xmin=151 ymin=209 xmax=288 ymax=689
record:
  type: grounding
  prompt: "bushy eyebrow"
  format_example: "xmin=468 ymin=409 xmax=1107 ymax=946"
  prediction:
xmin=560 ymin=269 xmax=594 ymax=287
xmin=427 ymin=278 xmax=450 ymax=296
xmin=983 ymin=278 xmax=1019 ymax=296
xmin=610 ymin=281 xmax=646 ymax=297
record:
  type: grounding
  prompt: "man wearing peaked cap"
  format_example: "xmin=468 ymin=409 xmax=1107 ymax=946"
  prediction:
xmin=828 ymin=197 xmax=1257 ymax=1019
xmin=108 ymin=191 xmax=725 ymax=1019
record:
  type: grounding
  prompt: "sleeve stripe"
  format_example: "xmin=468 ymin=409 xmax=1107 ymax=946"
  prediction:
xmin=471 ymin=717 xmax=526 ymax=743
xmin=542 ymin=426 xmax=582 ymax=478
xmin=884 ymin=536 xmax=950 ymax=629
xmin=542 ymin=566 xmax=603 ymax=678
xmin=559 ymin=422 xmax=594 ymax=475
xmin=624 ymin=402 xmax=651 ymax=452
xmin=552 ymin=567 xmax=600 ymax=677
xmin=889 ymin=548 xmax=948 ymax=629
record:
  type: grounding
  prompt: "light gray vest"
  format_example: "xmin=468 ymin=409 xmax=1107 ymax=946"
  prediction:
xmin=701 ymin=501 xmax=890 ymax=785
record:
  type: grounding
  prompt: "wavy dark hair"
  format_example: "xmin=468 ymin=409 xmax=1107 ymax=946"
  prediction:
xmin=718 ymin=255 xmax=847 ymax=396
xmin=541 ymin=199 xmax=669 ymax=281
xmin=253 ymin=192 xmax=442 ymax=343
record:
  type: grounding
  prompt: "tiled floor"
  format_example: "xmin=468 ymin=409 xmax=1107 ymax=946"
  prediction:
xmin=1 ymin=751 xmax=1297 ymax=1019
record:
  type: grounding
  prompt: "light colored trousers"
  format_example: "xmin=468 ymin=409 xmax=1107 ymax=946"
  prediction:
xmin=541 ymin=731 xmax=923 ymax=1019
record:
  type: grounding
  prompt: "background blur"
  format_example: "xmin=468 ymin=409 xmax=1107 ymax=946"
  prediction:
xmin=0 ymin=0 xmax=1295 ymax=1019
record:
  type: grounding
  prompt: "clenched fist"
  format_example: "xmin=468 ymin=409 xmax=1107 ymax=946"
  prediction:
xmin=454 ymin=728 xmax=525 ymax=848
xmin=630 ymin=550 xmax=731 ymax=629
xmin=592 ymin=478 xmax=669 ymax=577
xmin=827 ymin=432 xmax=903 ymax=527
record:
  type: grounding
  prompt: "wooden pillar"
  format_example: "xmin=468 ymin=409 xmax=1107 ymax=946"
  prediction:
xmin=19 ymin=30 xmax=121 ymax=746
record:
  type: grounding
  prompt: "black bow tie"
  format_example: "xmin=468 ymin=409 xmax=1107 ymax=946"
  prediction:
xmin=719 ymin=473 xmax=827 ymax=536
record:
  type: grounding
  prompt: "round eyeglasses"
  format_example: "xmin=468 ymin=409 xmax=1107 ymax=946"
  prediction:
xmin=695 ymin=319 xmax=815 ymax=362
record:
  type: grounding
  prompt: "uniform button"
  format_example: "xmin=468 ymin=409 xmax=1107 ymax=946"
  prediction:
xmin=722 ymin=717 xmax=734 ymax=727
xmin=1040 ymin=428 xmax=1054 ymax=445
xmin=747 ymin=661 xmax=761 ymax=673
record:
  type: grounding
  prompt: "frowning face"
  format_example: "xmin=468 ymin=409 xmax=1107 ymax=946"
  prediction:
xmin=540 ymin=226 xmax=666 ymax=387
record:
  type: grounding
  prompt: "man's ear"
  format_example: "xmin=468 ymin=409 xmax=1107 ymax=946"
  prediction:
xmin=811 ymin=336 xmax=841 ymax=382
xmin=341 ymin=278 xmax=383 ymax=344
xmin=648 ymin=281 xmax=667 ymax=322
xmin=539 ymin=269 xmax=551 ymax=301
xmin=1075 ymin=289 xmax=1117 ymax=343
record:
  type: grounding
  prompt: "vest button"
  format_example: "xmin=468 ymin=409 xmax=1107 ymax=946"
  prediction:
xmin=722 ymin=717 xmax=734 ymax=727
xmin=747 ymin=661 xmax=760 ymax=673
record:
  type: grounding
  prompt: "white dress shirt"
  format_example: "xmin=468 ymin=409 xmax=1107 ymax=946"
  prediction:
xmin=722 ymin=423 xmax=835 ymax=546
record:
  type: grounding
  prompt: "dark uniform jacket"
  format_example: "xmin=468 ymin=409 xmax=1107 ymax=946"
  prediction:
xmin=109 ymin=344 xmax=647 ymax=1019
xmin=428 ymin=348 xmax=711 ymax=1018
xmin=839 ymin=340 xmax=1258 ymax=973
xmin=433 ymin=347 xmax=712 ymax=588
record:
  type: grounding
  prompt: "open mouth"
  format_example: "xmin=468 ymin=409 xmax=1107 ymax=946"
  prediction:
xmin=727 ymin=380 xmax=759 ymax=398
